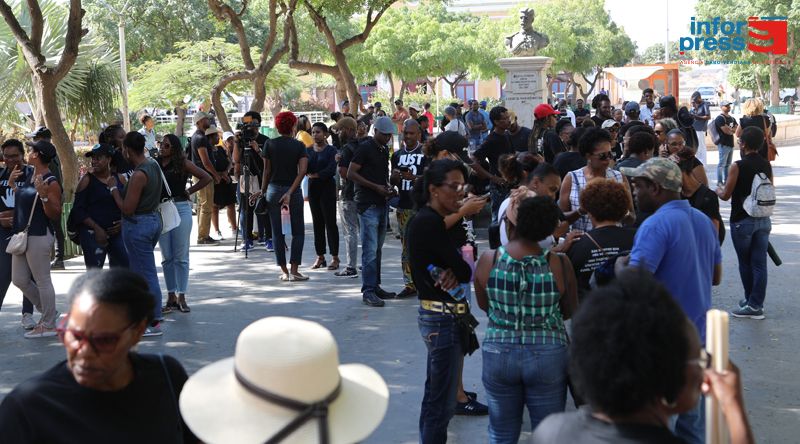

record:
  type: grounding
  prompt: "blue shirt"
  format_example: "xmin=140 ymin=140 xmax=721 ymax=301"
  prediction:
xmin=630 ymin=200 xmax=721 ymax=342
xmin=305 ymin=144 xmax=337 ymax=181
xmin=479 ymin=109 xmax=492 ymax=131
xmin=691 ymin=101 xmax=710 ymax=132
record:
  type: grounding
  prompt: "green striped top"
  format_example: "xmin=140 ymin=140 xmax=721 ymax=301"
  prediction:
xmin=484 ymin=246 xmax=567 ymax=345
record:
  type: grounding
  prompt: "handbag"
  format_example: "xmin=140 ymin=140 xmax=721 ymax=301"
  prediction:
xmin=157 ymin=164 xmax=181 ymax=234
xmin=6 ymin=193 xmax=39 ymax=255
xmin=763 ymin=118 xmax=778 ymax=162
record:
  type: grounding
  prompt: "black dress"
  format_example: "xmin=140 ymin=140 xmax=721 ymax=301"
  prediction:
xmin=212 ymin=146 xmax=236 ymax=208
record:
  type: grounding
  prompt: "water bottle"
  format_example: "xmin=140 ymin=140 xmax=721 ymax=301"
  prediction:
xmin=427 ymin=265 xmax=465 ymax=301
xmin=281 ymin=205 xmax=291 ymax=236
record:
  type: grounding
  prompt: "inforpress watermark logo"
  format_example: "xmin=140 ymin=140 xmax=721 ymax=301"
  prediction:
xmin=679 ymin=16 xmax=788 ymax=55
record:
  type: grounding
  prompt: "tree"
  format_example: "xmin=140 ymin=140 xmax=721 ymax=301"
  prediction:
xmin=727 ymin=62 xmax=800 ymax=99
xmin=206 ymin=0 xmax=298 ymax=132
xmin=695 ymin=0 xmax=799 ymax=106
xmin=637 ymin=42 xmax=682 ymax=64
xmin=288 ymin=0 xmax=395 ymax=112
xmin=0 ymin=0 xmax=86 ymax=197
xmin=503 ymin=0 xmax=635 ymax=100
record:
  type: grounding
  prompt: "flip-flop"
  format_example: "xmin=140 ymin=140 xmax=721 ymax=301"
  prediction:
xmin=289 ymin=273 xmax=309 ymax=281
xmin=279 ymin=273 xmax=291 ymax=281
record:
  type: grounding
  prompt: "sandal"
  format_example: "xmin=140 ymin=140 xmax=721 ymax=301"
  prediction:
xmin=311 ymin=258 xmax=327 ymax=269
xmin=289 ymin=273 xmax=309 ymax=281
xmin=327 ymin=258 xmax=340 ymax=271
xmin=279 ymin=273 xmax=291 ymax=282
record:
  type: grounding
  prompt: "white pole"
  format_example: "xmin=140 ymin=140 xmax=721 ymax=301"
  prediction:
xmin=118 ymin=20 xmax=130 ymax=131
xmin=665 ymin=1 xmax=670 ymax=63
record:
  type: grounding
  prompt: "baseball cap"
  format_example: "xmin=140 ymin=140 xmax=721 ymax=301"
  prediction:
xmin=480 ymin=100 xmax=487 ymax=107
xmin=409 ymin=103 xmax=421 ymax=112
xmin=624 ymin=101 xmax=640 ymax=114
xmin=534 ymin=104 xmax=559 ymax=120
xmin=205 ymin=125 xmax=220 ymax=136
xmin=332 ymin=116 xmax=357 ymax=132
xmin=372 ymin=116 xmax=397 ymax=135
xmin=394 ymin=99 xmax=403 ymax=105
xmin=601 ymin=119 xmax=620 ymax=129
xmin=25 ymin=140 xmax=57 ymax=159
xmin=26 ymin=126 xmax=51 ymax=139
xmin=374 ymin=102 xmax=382 ymax=108
xmin=223 ymin=131 xmax=235 ymax=140
xmin=435 ymin=131 xmax=471 ymax=163
xmin=192 ymin=112 xmax=210 ymax=125
xmin=620 ymin=157 xmax=682 ymax=193
xmin=659 ymin=95 xmax=677 ymax=111
xmin=85 ymin=143 xmax=116 ymax=158
xmin=720 ymin=100 xmax=732 ymax=107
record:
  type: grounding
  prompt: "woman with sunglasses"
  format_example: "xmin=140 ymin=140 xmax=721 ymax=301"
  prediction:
xmin=661 ymin=129 xmax=709 ymax=187
xmin=654 ymin=118 xmax=678 ymax=157
xmin=72 ymin=144 xmax=129 ymax=270
xmin=157 ymin=134 xmax=211 ymax=313
xmin=558 ymin=127 xmax=633 ymax=233
xmin=0 ymin=269 xmax=198 ymax=443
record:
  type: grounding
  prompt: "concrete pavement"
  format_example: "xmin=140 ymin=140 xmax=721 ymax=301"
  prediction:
xmin=1 ymin=146 xmax=799 ymax=443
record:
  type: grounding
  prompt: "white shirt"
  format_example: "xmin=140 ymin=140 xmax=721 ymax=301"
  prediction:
xmin=564 ymin=109 xmax=576 ymax=127
xmin=445 ymin=119 xmax=467 ymax=136
xmin=639 ymin=103 xmax=659 ymax=127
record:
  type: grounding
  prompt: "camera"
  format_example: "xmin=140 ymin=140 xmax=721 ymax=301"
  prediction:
xmin=236 ymin=120 xmax=260 ymax=150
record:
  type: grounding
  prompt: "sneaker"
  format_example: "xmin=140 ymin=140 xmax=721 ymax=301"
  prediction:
xmin=143 ymin=323 xmax=164 ymax=337
xmin=455 ymin=399 xmax=489 ymax=416
xmin=197 ymin=237 xmax=219 ymax=245
xmin=240 ymin=241 xmax=254 ymax=251
xmin=375 ymin=287 xmax=397 ymax=300
xmin=335 ymin=267 xmax=358 ymax=278
xmin=50 ymin=259 xmax=65 ymax=270
xmin=362 ymin=291 xmax=385 ymax=307
xmin=731 ymin=305 xmax=765 ymax=320
xmin=214 ymin=231 xmax=224 ymax=240
xmin=21 ymin=313 xmax=36 ymax=330
xmin=24 ymin=324 xmax=57 ymax=339
xmin=265 ymin=239 xmax=275 ymax=252
xmin=396 ymin=286 xmax=418 ymax=299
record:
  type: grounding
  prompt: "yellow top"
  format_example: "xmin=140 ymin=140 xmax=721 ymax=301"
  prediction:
xmin=296 ymin=130 xmax=313 ymax=148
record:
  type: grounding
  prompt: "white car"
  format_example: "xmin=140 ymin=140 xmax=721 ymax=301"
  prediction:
xmin=696 ymin=86 xmax=718 ymax=106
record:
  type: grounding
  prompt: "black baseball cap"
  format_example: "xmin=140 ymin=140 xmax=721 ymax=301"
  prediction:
xmin=85 ymin=143 xmax=116 ymax=158
xmin=435 ymin=131 xmax=471 ymax=163
xmin=26 ymin=126 xmax=51 ymax=139
xmin=25 ymin=140 xmax=57 ymax=159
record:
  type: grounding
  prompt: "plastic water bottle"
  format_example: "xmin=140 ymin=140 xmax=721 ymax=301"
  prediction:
xmin=281 ymin=205 xmax=291 ymax=236
xmin=427 ymin=265 xmax=465 ymax=301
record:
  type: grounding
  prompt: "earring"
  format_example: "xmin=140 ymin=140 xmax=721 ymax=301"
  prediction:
xmin=660 ymin=397 xmax=677 ymax=409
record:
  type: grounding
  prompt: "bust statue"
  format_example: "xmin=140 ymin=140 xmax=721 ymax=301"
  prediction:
xmin=505 ymin=8 xmax=549 ymax=57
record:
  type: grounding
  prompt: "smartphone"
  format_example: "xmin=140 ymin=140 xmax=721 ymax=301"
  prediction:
xmin=478 ymin=192 xmax=490 ymax=200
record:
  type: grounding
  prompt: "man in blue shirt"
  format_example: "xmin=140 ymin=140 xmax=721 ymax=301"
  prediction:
xmin=690 ymin=91 xmax=711 ymax=165
xmin=619 ymin=157 xmax=722 ymax=444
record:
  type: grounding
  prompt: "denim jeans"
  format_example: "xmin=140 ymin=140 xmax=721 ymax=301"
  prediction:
xmin=717 ymin=144 xmax=733 ymax=185
xmin=123 ymin=212 xmax=163 ymax=322
xmin=670 ymin=396 xmax=705 ymax=444
xmin=482 ymin=342 xmax=568 ymax=443
xmin=266 ymin=184 xmax=304 ymax=266
xmin=79 ymin=228 xmax=129 ymax=269
xmin=731 ymin=217 xmax=771 ymax=308
xmin=358 ymin=204 xmax=387 ymax=293
xmin=159 ymin=201 xmax=193 ymax=294
xmin=489 ymin=184 xmax=509 ymax=224
xmin=338 ymin=200 xmax=359 ymax=270
xmin=418 ymin=309 xmax=462 ymax=444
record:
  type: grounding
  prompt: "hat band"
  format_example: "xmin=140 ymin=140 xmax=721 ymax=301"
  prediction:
xmin=234 ymin=366 xmax=342 ymax=444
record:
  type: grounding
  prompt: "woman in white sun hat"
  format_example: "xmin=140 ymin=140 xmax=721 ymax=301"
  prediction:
xmin=179 ymin=317 xmax=389 ymax=444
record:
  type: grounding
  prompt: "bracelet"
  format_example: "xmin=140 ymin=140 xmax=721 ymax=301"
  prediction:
xmin=41 ymin=196 xmax=49 ymax=203
xmin=108 ymin=186 xmax=117 ymax=193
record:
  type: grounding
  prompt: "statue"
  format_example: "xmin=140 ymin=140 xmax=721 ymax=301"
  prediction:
xmin=505 ymin=8 xmax=549 ymax=57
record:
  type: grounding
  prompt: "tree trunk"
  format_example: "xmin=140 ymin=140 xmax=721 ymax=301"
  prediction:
xmin=387 ymin=71 xmax=395 ymax=106
xmin=35 ymin=75 xmax=79 ymax=201
xmin=251 ymin=70 xmax=267 ymax=113
xmin=769 ymin=55 xmax=780 ymax=107
xmin=398 ymin=80 xmax=408 ymax=102
xmin=334 ymin=79 xmax=347 ymax=109
xmin=266 ymin=90 xmax=283 ymax=119
xmin=175 ymin=106 xmax=187 ymax=136
xmin=329 ymin=47 xmax=362 ymax=113
xmin=211 ymin=71 xmax=252 ymax=132
xmin=755 ymin=71 xmax=765 ymax=100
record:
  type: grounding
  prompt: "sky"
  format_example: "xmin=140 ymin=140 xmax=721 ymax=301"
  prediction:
xmin=604 ymin=0 xmax=698 ymax=52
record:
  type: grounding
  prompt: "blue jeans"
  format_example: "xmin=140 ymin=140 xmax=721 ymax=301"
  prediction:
xmin=159 ymin=201 xmax=192 ymax=294
xmin=670 ymin=396 xmax=705 ymax=444
xmin=717 ymin=144 xmax=733 ymax=185
xmin=266 ymin=184 xmax=304 ymax=267
xmin=731 ymin=217 xmax=771 ymax=308
xmin=79 ymin=228 xmax=129 ymax=269
xmin=123 ymin=212 xmax=163 ymax=322
xmin=358 ymin=204 xmax=387 ymax=293
xmin=482 ymin=342 xmax=568 ymax=443
xmin=418 ymin=310 xmax=462 ymax=444
xmin=489 ymin=184 xmax=509 ymax=224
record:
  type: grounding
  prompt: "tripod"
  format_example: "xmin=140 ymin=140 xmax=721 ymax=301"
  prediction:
xmin=234 ymin=145 xmax=255 ymax=259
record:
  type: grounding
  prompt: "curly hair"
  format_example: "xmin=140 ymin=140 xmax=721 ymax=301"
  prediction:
xmin=515 ymin=196 xmax=560 ymax=243
xmin=627 ymin=131 xmax=657 ymax=156
xmin=570 ymin=268 xmax=690 ymax=416
xmin=275 ymin=111 xmax=297 ymax=135
xmin=579 ymin=179 xmax=631 ymax=223
xmin=578 ymin=127 xmax=613 ymax=157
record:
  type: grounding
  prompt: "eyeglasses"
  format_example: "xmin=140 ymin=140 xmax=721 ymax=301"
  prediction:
xmin=591 ymin=151 xmax=613 ymax=160
xmin=439 ymin=182 xmax=467 ymax=193
xmin=57 ymin=316 xmax=138 ymax=354
xmin=687 ymin=349 xmax=712 ymax=369
xmin=654 ymin=130 xmax=664 ymax=135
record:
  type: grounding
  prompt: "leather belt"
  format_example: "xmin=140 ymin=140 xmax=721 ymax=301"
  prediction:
xmin=420 ymin=299 xmax=468 ymax=315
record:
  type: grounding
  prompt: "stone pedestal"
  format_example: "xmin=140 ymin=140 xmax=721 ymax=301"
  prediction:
xmin=498 ymin=56 xmax=554 ymax=130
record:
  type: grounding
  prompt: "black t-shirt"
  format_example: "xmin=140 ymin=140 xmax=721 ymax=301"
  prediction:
xmin=532 ymin=408 xmax=686 ymax=444
xmin=0 ymin=165 xmax=33 ymax=216
xmin=686 ymin=183 xmax=725 ymax=244
xmin=238 ymin=133 xmax=268 ymax=179
xmin=566 ymin=225 xmax=635 ymax=299
xmin=591 ymin=115 xmax=606 ymax=127
xmin=714 ymin=114 xmax=736 ymax=147
xmin=0 ymin=353 xmax=197 ymax=444
xmin=553 ymin=151 xmax=586 ymax=179
xmin=351 ymin=137 xmax=390 ymax=210
xmin=542 ymin=129 xmax=564 ymax=163
xmin=391 ymin=143 xmax=427 ymax=209
xmin=619 ymin=120 xmax=644 ymax=140
xmin=408 ymin=206 xmax=472 ymax=302
xmin=731 ymin=153 xmax=772 ymax=222
xmin=574 ymin=107 xmax=590 ymax=118
xmin=509 ymin=126 xmax=532 ymax=152
xmin=261 ymin=136 xmax=308 ymax=186
xmin=739 ymin=115 xmax=771 ymax=159
xmin=191 ymin=130 xmax=210 ymax=172
xmin=473 ymin=131 xmax=513 ymax=176
xmin=338 ymin=139 xmax=361 ymax=201
xmin=614 ymin=155 xmax=644 ymax=171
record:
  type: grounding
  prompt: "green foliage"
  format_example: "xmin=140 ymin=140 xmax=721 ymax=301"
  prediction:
xmin=727 ymin=62 xmax=800 ymax=90
xmin=637 ymin=42 xmax=682 ymax=64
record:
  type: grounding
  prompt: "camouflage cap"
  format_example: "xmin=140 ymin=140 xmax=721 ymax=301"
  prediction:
xmin=620 ymin=157 xmax=682 ymax=193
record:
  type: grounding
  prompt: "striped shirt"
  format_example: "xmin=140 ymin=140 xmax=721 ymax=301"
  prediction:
xmin=484 ymin=247 xmax=567 ymax=345
xmin=568 ymin=167 xmax=624 ymax=232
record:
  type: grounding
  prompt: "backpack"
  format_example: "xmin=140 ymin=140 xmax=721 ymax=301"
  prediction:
xmin=743 ymin=172 xmax=776 ymax=217
xmin=708 ymin=117 xmax=721 ymax=145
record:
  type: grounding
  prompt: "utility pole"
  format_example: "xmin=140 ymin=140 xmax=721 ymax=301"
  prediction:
xmin=100 ymin=0 xmax=131 ymax=131
xmin=665 ymin=1 xmax=670 ymax=63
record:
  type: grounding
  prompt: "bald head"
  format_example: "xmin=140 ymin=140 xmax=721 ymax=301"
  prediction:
xmin=403 ymin=118 xmax=421 ymax=147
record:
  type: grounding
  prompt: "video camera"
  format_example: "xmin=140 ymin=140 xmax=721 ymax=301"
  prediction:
xmin=236 ymin=116 xmax=261 ymax=150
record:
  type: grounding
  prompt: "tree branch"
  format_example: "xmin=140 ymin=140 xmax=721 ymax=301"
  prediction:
xmin=339 ymin=1 xmax=393 ymax=50
xmin=207 ymin=0 xmax=255 ymax=69
xmin=25 ymin=0 xmax=43 ymax=52
xmin=0 ymin=0 xmax=45 ymax=70
xmin=287 ymin=59 xmax=339 ymax=77
xmin=53 ymin=0 xmax=87 ymax=82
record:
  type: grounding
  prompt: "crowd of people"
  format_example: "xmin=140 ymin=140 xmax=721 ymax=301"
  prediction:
xmin=0 ymin=90 xmax=777 ymax=443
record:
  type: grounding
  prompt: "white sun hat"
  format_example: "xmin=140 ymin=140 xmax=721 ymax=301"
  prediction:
xmin=179 ymin=317 xmax=389 ymax=444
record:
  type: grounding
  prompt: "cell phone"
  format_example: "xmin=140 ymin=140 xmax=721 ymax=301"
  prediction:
xmin=478 ymin=192 xmax=490 ymax=200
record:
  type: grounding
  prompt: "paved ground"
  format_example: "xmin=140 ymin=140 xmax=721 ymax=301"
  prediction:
xmin=1 ymin=145 xmax=799 ymax=443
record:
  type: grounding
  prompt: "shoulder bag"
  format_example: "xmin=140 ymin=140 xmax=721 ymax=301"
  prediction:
xmin=157 ymin=165 xmax=181 ymax=234
xmin=6 ymin=193 xmax=39 ymax=255
xmin=763 ymin=118 xmax=778 ymax=161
